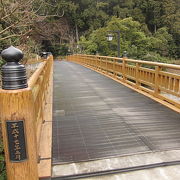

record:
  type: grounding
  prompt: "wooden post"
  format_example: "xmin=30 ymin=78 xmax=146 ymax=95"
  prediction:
xmin=98 ymin=57 xmax=100 ymax=70
xmin=0 ymin=46 xmax=38 ymax=180
xmin=113 ymin=59 xmax=116 ymax=78
xmin=100 ymin=57 xmax=102 ymax=72
xmin=106 ymin=58 xmax=108 ymax=74
xmin=136 ymin=63 xmax=140 ymax=88
xmin=0 ymin=89 xmax=39 ymax=180
xmin=95 ymin=56 xmax=98 ymax=69
xmin=122 ymin=57 xmax=127 ymax=82
xmin=154 ymin=66 xmax=161 ymax=96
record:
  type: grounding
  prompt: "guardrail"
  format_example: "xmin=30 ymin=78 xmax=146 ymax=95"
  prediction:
xmin=28 ymin=56 xmax=52 ymax=151
xmin=0 ymin=47 xmax=53 ymax=180
xmin=67 ymin=54 xmax=180 ymax=110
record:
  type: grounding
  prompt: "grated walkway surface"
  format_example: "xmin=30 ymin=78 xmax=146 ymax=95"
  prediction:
xmin=52 ymin=61 xmax=180 ymax=165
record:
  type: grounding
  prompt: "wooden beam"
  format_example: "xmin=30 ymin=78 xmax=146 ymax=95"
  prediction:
xmin=38 ymin=59 xmax=53 ymax=178
xmin=0 ymin=88 xmax=39 ymax=180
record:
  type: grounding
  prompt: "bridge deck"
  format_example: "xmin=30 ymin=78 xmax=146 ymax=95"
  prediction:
xmin=52 ymin=61 xmax=180 ymax=165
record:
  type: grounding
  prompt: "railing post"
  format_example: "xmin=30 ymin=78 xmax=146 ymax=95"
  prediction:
xmin=0 ymin=46 xmax=39 ymax=180
xmin=154 ymin=66 xmax=161 ymax=96
xmin=100 ymin=57 xmax=102 ymax=72
xmin=122 ymin=56 xmax=127 ymax=82
xmin=136 ymin=63 xmax=140 ymax=88
xmin=106 ymin=58 xmax=108 ymax=74
xmin=97 ymin=57 xmax=100 ymax=70
xmin=95 ymin=56 xmax=97 ymax=69
xmin=113 ymin=59 xmax=116 ymax=77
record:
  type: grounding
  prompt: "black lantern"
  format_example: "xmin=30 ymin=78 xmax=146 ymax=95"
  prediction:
xmin=106 ymin=34 xmax=113 ymax=41
xmin=1 ymin=46 xmax=28 ymax=90
xmin=40 ymin=52 xmax=48 ymax=59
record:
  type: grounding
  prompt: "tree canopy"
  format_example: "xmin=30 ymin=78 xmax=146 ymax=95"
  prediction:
xmin=0 ymin=0 xmax=179 ymax=61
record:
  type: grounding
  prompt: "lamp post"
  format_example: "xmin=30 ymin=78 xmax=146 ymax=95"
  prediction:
xmin=107 ymin=30 xmax=120 ymax=58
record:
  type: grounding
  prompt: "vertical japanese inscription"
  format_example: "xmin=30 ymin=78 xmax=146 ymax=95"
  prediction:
xmin=6 ymin=120 xmax=27 ymax=162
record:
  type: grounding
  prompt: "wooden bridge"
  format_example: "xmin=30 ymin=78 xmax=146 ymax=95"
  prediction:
xmin=0 ymin=49 xmax=180 ymax=180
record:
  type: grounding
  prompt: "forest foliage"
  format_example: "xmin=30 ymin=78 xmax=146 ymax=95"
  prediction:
xmin=0 ymin=0 xmax=180 ymax=63
xmin=70 ymin=0 xmax=180 ymax=61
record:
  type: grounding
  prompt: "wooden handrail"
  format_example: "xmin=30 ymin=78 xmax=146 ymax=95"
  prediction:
xmin=75 ymin=54 xmax=180 ymax=70
xmin=67 ymin=54 xmax=180 ymax=111
xmin=0 ymin=55 xmax=53 ymax=180
xmin=28 ymin=62 xmax=46 ymax=87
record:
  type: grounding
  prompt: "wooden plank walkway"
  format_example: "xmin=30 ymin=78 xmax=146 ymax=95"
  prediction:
xmin=52 ymin=61 xmax=180 ymax=165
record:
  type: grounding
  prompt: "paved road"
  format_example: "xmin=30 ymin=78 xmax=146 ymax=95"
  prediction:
xmin=52 ymin=61 xmax=180 ymax=165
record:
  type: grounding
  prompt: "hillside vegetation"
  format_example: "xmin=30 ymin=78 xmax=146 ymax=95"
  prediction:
xmin=0 ymin=0 xmax=180 ymax=64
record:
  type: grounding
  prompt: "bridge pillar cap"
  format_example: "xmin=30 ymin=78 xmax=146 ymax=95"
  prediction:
xmin=123 ymin=51 xmax=128 ymax=57
xmin=1 ymin=46 xmax=27 ymax=90
xmin=1 ymin=46 xmax=24 ymax=62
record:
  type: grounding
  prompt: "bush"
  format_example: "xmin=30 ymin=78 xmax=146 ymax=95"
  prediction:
xmin=141 ymin=52 xmax=170 ymax=63
xmin=79 ymin=17 xmax=177 ymax=62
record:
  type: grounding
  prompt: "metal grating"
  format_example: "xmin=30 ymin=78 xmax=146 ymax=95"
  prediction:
xmin=52 ymin=61 xmax=180 ymax=165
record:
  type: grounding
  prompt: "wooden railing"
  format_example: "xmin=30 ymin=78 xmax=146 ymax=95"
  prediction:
xmin=28 ymin=56 xmax=53 ymax=152
xmin=67 ymin=54 xmax=180 ymax=110
xmin=0 ymin=55 xmax=53 ymax=180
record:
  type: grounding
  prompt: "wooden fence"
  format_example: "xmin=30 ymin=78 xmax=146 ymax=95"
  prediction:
xmin=67 ymin=54 xmax=180 ymax=111
xmin=0 ymin=55 xmax=53 ymax=180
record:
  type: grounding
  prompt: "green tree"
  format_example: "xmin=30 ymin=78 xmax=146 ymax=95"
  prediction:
xmin=153 ymin=27 xmax=174 ymax=56
xmin=81 ymin=18 xmax=147 ymax=56
xmin=79 ymin=17 xmax=175 ymax=61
